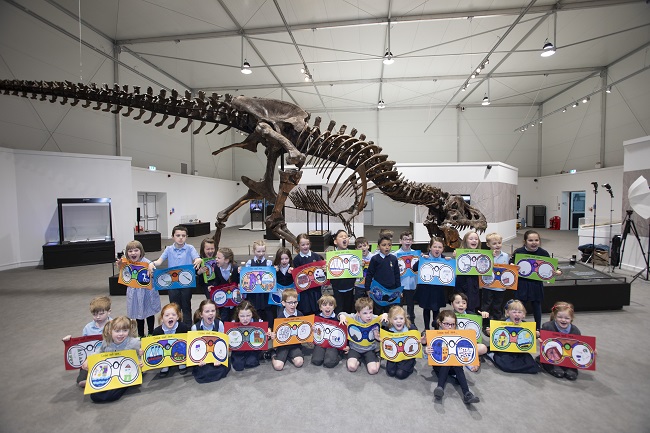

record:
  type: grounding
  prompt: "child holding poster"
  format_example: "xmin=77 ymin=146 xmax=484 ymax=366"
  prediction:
xmin=244 ymin=240 xmax=274 ymax=324
xmin=481 ymin=233 xmax=509 ymax=322
xmin=213 ymin=247 xmax=239 ymax=322
xmin=62 ymin=296 xmax=112 ymax=388
xmin=454 ymin=231 xmax=482 ymax=313
xmin=487 ymin=300 xmax=540 ymax=374
xmin=396 ymin=230 xmax=419 ymax=323
xmin=540 ymin=301 xmax=581 ymax=380
xmin=293 ymin=233 xmax=324 ymax=316
xmin=311 ymin=295 xmax=347 ymax=368
xmin=191 ymin=299 xmax=230 ymax=383
xmin=82 ymin=316 xmax=142 ymax=403
xmin=231 ymin=301 xmax=267 ymax=372
xmin=383 ymin=305 xmax=423 ymax=380
xmin=426 ymin=310 xmax=480 ymax=404
xmin=119 ymin=240 xmax=160 ymax=338
xmin=270 ymin=289 xmax=305 ymax=371
xmin=415 ymin=236 xmax=449 ymax=330
xmin=338 ymin=297 xmax=388 ymax=375
xmin=511 ymin=230 xmax=560 ymax=331
xmin=365 ymin=234 xmax=401 ymax=314
xmin=450 ymin=293 xmax=488 ymax=372
xmin=152 ymin=303 xmax=189 ymax=376
xmin=326 ymin=230 xmax=356 ymax=315
xmin=354 ymin=237 xmax=374 ymax=301
xmin=196 ymin=238 xmax=217 ymax=299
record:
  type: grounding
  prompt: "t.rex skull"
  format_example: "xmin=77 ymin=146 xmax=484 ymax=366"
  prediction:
xmin=442 ymin=195 xmax=488 ymax=234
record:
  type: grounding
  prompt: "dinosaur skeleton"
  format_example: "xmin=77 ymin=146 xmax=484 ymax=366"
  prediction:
xmin=0 ymin=79 xmax=488 ymax=248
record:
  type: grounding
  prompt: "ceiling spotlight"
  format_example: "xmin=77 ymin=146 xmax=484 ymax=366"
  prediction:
xmin=539 ymin=119 xmax=543 ymax=124
xmin=541 ymin=39 xmax=556 ymax=57
xmin=304 ymin=74 xmax=312 ymax=82
xmin=300 ymin=68 xmax=305 ymax=74
xmin=383 ymin=51 xmax=394 ymax=65
xmin=582 ymin=96 xmax=590 ymax=103
xmin=531 ymin=123 xmax=535 ymax=127
xmin=606 ymin=86 xmax=612 ymax=93
xmin=572 ymin=101 xmax=579 ymax=108
xmin=377 ymin=100 xmax=386 ymax=109
xmin=461 ymin=83 xmax=467 ymax=91
xmin=484 ymin=58 xmax=489 ymax=65
xmin=240 ymin=60 xmax=252 ymax=75
xmin=470 ymin=72 xmax=476 ymax=79
xmin=562 ymin=107 xmax=567 ymax=112
xmin=482 ymin=94 xmax=490 ymax=106
xmin=476 ymin=66 xmax=482 ymax=73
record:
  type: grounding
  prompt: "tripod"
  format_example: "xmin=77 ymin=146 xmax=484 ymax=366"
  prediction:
xmin=619 ymin=210 xmax=650 ymax=282
xmin=588 ymin=182 xmax=598 ymax=268
xmin=604 ymin=186 xmax=615 ymax=273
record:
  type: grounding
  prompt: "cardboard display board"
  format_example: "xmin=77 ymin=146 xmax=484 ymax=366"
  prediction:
xmin=481 ymin=263 xmax=519 ymax=290
xmin=368 ymin=280 xmax=403 ymax=306
xmin=346 ymin=315 xmax=382 ymax=347
xmin=514 ymin=254 xmax=558 ymax=283
xmin=272 ymin=315 xmax=315 ymax=347
xmin=63 ymin=335 xmax=102 ymax=370
xmin=539 ymin=330 xmax=596 ymax=370
xmin=186 ymin=331 xmax=229 ymax=367
xmin=239 ymin=266 xmax=277 ymax=293
xmin=326 ymin=250 xmax=363 ymax=279
xmin=153 ymin=265 xmax=196 ymax=290
xmin=202 ymin=258 xmax=217 ymax=283
xmin=268 ymin=284 xmax=298 ymax=306
xmin=291 ymin=261 xmax=329 ymax=292
xmin=209 ymin=283 xmax=243 ymax=308
xmin=489 ymin=320 xmax=536 ymax=353
xmin=417 ymin=256 xmax=456 ymax=286
xmin=455 ymin=249 xmax=494 ymax=276
xmin=455 ymin=313 xmax=483 ymax=344
xmin=84 ymin=350 xmax=142 ymax=395
xmin=224 ymin=322 xmax=269 ymax=351
xmin=380 ymin=329 xmax=422 ymax=362
xmin=313 ymin=316 xmax=348 ymax=350
xmin=118 ymin=260 xmax=152 ymax=289
xmin=141 ymin=334 xmax=187 ymax=371
xmin=396 ymin=251 xmax=421 ymax=277
xmin=426 ymin=330 xmax=479 ymax=367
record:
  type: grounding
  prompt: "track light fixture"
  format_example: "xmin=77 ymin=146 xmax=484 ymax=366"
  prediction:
xmin=582 ymin=96 xmax=590 ymax=103
xmin=240 ymin=60 xmax=252 ymax=75
xmin=377 ymin=99 xmax=386 ymax=109
xmin=562 ymin=107 xmax=567 ymax=112
xmin=304 ymin=74 xmax=313 ymax=82
xmin=606 ymin=86 xmax=612 ymax=93
xmin=572 ymin=101 xmax=579 ymax=108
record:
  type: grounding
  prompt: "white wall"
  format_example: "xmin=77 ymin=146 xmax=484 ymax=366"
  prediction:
xmin=0 ymin=149 xmax=20 ymax=269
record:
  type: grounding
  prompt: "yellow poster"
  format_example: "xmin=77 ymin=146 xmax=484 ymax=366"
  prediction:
xmin=426 ymin=330 xmax=479 ymax=367
xmin=84 ymin=350 xmax=142 ymax=395
xmin=273 ymin=315 xmax=314 ymax=347
xmin=346 ymin=315 xmax=382 ymax=347
xmin=141 ymin=334 xmax=187 ymax=372
xmin=186 ymin=331 xmax=229 ymax=367
xmin=489 ymin=320 xmax=537 ymax=353
xmin=380 ymin=329 xmax=422 ymax=362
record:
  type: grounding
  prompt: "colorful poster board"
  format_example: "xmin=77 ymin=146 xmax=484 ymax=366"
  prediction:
xmin=396 ymin=251 xmax=421 ymax=277
xmin=291 ymin=261 xmax=329 ymax=292
xmin=346 ymin=315 xmax=382 ymax=347
xmin=239 ymin=266 xmax=277 ymax=293
xmin=326 ymin=250 xmax=363 ymax=279
xmin=84 ymin=350 xmax=142 ymax=395
xmin=481 ymin=263 xmax=519 ymax=290
xmin=417 ymin=256 xmax=456 ymax=286
xmin=489 ymin=320 xmax=536 ymax=353
xmin=118 ymin=260 xmax=152 ymax=289
xmin=141 ymin=334 xmax=187 ymax=371
xmin=515 ymin=254 xmax=558 ymax=283
xmin=268 ymin=284 xmax=298 ymax=306
xmin=313 ymin=316 xmax=348 ymax=350
xmin=186 ymin=331 xmax=229 ymax=367
xmin=539 ymin=330 xmax=596 ymax=370
xmin=272 ymin=315 xmax=315 ymax=347
xmin=63 ymin=335 xmax=102 ymax=370
xmin=368 ymin=280 xmax=403 ymax=307
xmin=202 ymin=258 xmax=217 ymax=283
xmin=209 ymin=283 xmax=243 ymax=308
xmin=153 ymin=265 xmax=196 ymax=291
xmin=380 ymin=329 xmax=422 ymax=362
xmin=426 ymin=330 xmax=479 ymax=367
xmin=355 ymin=254 xmax=372 ymax=287
xmin=456 ymin=313 xmax=483 ymax=344
xmin=224 ymin=322 xmax=269 ymax=351
xmin=455 ymin=249 xmax=493 ymax=276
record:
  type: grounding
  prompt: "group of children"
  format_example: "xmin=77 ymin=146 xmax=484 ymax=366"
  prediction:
xmin=70 ymin=226 xmax=582 ymax=404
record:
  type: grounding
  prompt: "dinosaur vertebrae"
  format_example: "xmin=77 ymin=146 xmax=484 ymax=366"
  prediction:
xmin=0 ymin=79 xmax=252 ymax=136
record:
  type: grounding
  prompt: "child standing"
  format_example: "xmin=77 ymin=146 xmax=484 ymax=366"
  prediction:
xmin=396 ymin=230 xmax=419 ymax=323
xmin=481 ymin=233 xmax=510 ymax=321
xmin=213 ymin=247 xmax=240 ymax=322
xmin=293 ymin=233 xmax=324 ymax=316
xmin=427 ymin=310 xmax=480 ymax=404
xmin=311 ymin=295 xmax=347 ymax=368
xmin=354 ymin=237 xmax=374 ymax=301
xmin=274 ymin=247 xmax=295 ymax=287
xmin=82 ymin=316 xmax=142 ymax=403
xmin=120 ymin=240 xmax=160 ymax=337
xmin=338 ymin=297 xmax=388 ymax=375
xmin=326 ymin=230 xmax=356 ymax=315
xmin=541 ymin=301 xmax=581 ymax=380
xmin=62 ymin=296 xmax=112 ymax=387
xmin=415 ymin=236 xmax=448 ymax=330
xmin=511 ymin=230 xmax=559 ymax=331
xmin=231 ymin=301 xmax=266 ymax=372
xmin=487 ymin=299 xmax=540 ymax=374
xmin=148 ymin=225 xmax=202 ymax=326
xmin=454 ymin=231 xmax=482 ymax=313
xmin=196 ymin=238 xmax=217 ymax=299
xmin=364 ymin=234 xmax=401 ymax=314
xmin=151 ymin=303 xmax=189 ymax=376
xmin=270 ymin=289 xmax=305 ymax=371
xmin=383 ymin=305 xmax=422 ymax=380
xmin=191 ymin=299 xmax=230 ymax=383
xmin=245 ymin=240 xmax=274 ymax=324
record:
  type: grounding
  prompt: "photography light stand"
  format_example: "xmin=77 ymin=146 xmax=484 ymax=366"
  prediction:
xmin=603 ymin=183 xmax=615 ymax=273
xmin=619 ymin=210 xmax=650 ymax=282
xmin=589 ymin=182 xmax=599 ymax=268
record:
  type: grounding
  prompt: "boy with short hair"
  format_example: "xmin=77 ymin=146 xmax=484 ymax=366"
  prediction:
xmin=62 ymin=296 xmax=112 ymax=387
xmin=354 ymin=237 xmax=374 ymax=301
xmin=338 ymin=297 xmax=387 ymax=374
xmin=148 ymin=225 xmax=202 ymax=326
xmin=311 ymin=295 xmax=347 ymax=368
xmin=365 ymin=235 xmax=401 ymax=313
xmin=396 ymin=230 xmax=419 ymax=323
xmin=481 ymin=232 xmax=510 ymax=321
xmin=271 ymin=289 xmax=304 ymax=371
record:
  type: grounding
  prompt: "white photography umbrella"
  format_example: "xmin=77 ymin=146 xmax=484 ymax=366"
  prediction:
xmin=628 ymin=176 xmax=650 ymax=219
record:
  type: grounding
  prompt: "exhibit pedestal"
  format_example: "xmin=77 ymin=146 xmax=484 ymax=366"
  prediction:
xmin=134 ymin=231 xmax=161 ymax=252
xmin=43 ymin=240 xmax=115 ymax=269
xmin=184 ymin=222 xmax=211 ymax=237
xmin=309 ymin=231 xmax=331 ymax=253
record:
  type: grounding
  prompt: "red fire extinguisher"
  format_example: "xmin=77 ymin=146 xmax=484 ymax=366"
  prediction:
xmin=549 ymin=216 xmax=560 ymax=230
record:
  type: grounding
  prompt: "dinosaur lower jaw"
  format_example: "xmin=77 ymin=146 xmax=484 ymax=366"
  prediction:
xmin=444 ymin=221 xmax=487 ymax=234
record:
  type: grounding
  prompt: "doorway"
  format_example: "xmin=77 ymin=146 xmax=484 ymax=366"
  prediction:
xmin=569 ymin=191 xmax=585 ymax=230
xmin=137 ymin=193 xmax=159 ymax=231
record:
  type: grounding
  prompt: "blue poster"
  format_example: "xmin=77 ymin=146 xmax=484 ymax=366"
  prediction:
xmin=396 ymin=251 xmax=421 ymax=277
xmin=268 ymin=283 xmax=299 ymax=306
xmin=417 ymin=256 xmax=456 ymax=286
xmin=153 ymin=265 xmax=196 ymax=290
xmin=368 ymin=280 xmax=403 ymax=307
xmin=239 ymin=266 xmax=277 ymax=294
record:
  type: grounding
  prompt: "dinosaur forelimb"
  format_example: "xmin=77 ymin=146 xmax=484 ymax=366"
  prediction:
xmin=212 ymin=189 xmax=261 ymax=248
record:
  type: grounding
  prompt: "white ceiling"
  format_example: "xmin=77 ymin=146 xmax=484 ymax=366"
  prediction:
xmin=34 ymin=0 xmax=650 ymax=114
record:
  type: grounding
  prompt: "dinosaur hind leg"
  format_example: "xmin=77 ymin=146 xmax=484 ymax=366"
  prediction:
xmin=266 ymin=169 xmax=303 ymax=250
xmin=213 ymin=189 xmax=260 ymax=248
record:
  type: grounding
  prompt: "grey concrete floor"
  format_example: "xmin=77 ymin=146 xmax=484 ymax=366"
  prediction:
xmin=1 ymin=227 xmax=649 ymax=433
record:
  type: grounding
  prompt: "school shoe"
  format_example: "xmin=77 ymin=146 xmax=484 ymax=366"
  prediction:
xmin=564 ymin=369 xmax=578 ymax=381
xmin=434 ymin=386 xmax=444 ymax=400
xmin=463 ymin=392 xmax=480 ymax=404
xmin=159 ymin=367 xmax=169 ymax=377
xmin=178 ymin=365 xmax=188 ymax=375
xmin=549 ymin=366 xmax=565 ymax=378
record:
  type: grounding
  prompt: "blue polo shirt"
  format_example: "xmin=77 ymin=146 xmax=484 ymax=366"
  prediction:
xmin=159 ymin=243 xmax=199 ymax=267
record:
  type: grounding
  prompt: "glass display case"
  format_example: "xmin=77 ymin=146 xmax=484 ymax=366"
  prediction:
xmin=58 ymin=198 xmax=113 ymax=243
